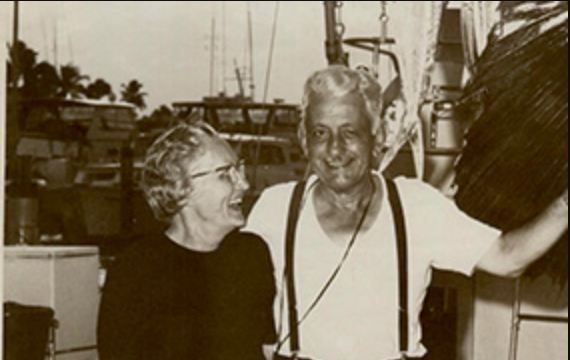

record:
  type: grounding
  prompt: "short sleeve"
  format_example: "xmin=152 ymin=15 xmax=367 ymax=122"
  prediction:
xmin=395 ymin=177 xmax=501 ymax=276
xmin=245 ymin=182 xmax=296 ymax=280
xmin=255 ymin=237 xmax=278 ymax=345
xmin=97 ymin=254 xmax=156 ymax=360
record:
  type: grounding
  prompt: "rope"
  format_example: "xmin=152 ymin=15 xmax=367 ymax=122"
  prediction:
xmin=262 ymin=1 xmax=280 ymax=104
xmin=374 ymin=1 xmax=390 ymax=77
xmin=252 ymin=1 xmax=280 ymax=190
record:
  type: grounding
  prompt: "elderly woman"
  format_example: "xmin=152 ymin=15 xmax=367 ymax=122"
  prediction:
xmin=97 ymin=122 xmax=276 ymax=360
xmin=246 ymin=65 xmax=568 ymax=360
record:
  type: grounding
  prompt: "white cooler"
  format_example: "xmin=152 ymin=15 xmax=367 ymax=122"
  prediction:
xmin=4 ymin=246 xmax=101 ymax=360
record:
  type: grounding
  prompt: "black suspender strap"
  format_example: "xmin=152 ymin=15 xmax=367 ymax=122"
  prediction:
xmin=284 ymin=181 xmax=306 ymax=355
xmin=282 ymin=178 xmax=409 ymax=357
xmin=386 ymin=178 xmax=409 ymax=356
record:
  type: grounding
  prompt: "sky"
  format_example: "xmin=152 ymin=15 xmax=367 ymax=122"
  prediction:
xmin=1 ymin=1 xmax=384 ymax=115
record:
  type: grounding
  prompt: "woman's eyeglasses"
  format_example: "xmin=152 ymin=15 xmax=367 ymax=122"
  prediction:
xmin=189 ymin=159 xmax=246 ymax=182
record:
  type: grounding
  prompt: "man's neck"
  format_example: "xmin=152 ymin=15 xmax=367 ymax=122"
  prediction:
xmin=315 ymin=175 xmax=375 ymax=212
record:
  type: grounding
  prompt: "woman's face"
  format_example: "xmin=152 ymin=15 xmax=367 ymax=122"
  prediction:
xmin=184 ymin=136 xmax=249 ymax=235
xmin=305 ymin=93 xmax=375 ymax=193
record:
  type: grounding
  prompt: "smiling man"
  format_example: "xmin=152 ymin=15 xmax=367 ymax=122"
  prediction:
xmin=246 ymin=65 xmax=568 ymax=360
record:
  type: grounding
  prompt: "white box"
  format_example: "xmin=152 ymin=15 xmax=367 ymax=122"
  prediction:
xmin=4 ymin=246 xmax=101 ymax=359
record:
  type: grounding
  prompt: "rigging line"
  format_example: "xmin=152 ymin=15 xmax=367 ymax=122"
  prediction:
xmin=51 ymin=1 xmax=68 ymax=69
xmin=62 ymin=2 xmax=74 ymax=64
xmin=247 ymin=1 xmax=255 ymax=100
xmin=52 ymin=2 xmax=59 ymax=69
xmin=252 ymin=1 xmax=280 ymax=191
xmin=53 ymin=18 xmax=58 ymax=68
xmin=68 ymin=33 xmax=74 ymax=64
xmin=222 ymin=1 xmax=227 ymax=94
xmin=209 ymin=17 xmax=216 ymax=97
xmin=373 ymin=1 xmax=384 ymax=77
xmin=38 ymin=4 xmax=50 ymax=61
xmin=377 ymin=1 xmax=392 ymax=80
xmin=243 ymin=23 xmax=248 ymax=86
xmin=262 ymin=0 xmax=280 ymax=104
xmin=209 ymin=2 xmax=218 ymax=96
xmin=241 ymin=3 xmax=248 ymax=85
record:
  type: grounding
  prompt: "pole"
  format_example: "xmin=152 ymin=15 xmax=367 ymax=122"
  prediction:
xmin=53 ymin=2 xmax=59 ymax=69
xmin=222 ymin=1 xmax=227 ymax=95
xmin=12 ymin=1 xmax=20 ymax=83
xmin=210 ymin=18 xmax=216 ymax=96
xmin=120 ymin=143 xmax=134 ymax=236
xmin=323 ymin=1 xmax=346 ymax=65
xmin=11 ymin=1 xmax=20 ymax=94
xmin=247 ymin=2 xmax=255 ymax=100
xmin=8 ymin=1 xmax=21 ymax=178
xmin=234 ymin=58 xmax=245 ymax=98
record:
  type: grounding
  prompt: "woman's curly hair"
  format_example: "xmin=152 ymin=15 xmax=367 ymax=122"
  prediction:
xmin=140 ymin=122 xmax=217 ymax=223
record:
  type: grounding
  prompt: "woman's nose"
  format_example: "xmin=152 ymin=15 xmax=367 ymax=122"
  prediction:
xmin=233 ymin=170 xmax=250 ymax=192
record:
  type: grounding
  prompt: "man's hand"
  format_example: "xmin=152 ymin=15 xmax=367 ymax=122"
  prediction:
xmin=263 ymin=344 xmax=276 ymax=360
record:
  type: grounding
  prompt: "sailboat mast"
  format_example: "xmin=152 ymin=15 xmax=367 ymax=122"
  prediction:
xmin=247 ymin=2 xmax=255 ymax=100
xmin=12 ymin=1 xmax=20 ymax=87
xmin=234 ymin=58 xmax=245 ymax=98
xmin=323 ymin=1 xmax=347 ymax=65
xmin=210 ymin=17 xmax=216 ymax=96
xmin=8 ymin=1 xmax=21 ymax=180
xmin=53 ymin=4 xmax=59 ymax=69
xmin=222 ymin=1 xmax=227 ymax=95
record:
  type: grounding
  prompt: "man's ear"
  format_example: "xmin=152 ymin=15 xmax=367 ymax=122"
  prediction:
xmin=372 ymin=130 xmax=386 ymax=170
xmin=373 ymin=142 xmax=384 ymax=160
xmin=298 ymin=122 xmax=309 ymax=157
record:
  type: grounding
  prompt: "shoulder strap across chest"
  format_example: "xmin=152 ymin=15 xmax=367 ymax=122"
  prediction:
xmin=282 ymin=178 xmax=409 ymax=356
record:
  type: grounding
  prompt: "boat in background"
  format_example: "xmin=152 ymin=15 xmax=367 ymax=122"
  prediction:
xmin=173 ymin=94 xmax=300 ymax=138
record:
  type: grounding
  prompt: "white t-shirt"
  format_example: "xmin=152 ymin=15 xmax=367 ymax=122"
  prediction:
xmin=245 ymin=174 xmax=500 ymax=360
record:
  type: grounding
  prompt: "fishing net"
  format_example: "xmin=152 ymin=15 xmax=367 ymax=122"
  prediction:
xmin=455 ymin=1 xmax=568 ymax=284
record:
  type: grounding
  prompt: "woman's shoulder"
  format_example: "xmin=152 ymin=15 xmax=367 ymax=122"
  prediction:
xmin=109 ymin=235 xmax=173 ymax=272
xmin=225 ymin=231 xmax=270 ymax=254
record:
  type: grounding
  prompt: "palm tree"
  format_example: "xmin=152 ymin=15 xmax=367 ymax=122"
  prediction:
xmin=85 ymin=78 xmax=116 ymax=101
xmin=30 ymin=61 xmax=61 ymax=99
xmin=58 ymin=63 xmax=89 ymax=99
xmin=120 ymin=80 xmax=147 ymax=111
xmin=7 ymin=40 xmax=39 ymax=96
xmin=8 ymin=42 xmax=93 ymax=100
xmin=6 ymin=40 xmax=37 ymax=170
xmin=7 ymin=41 xmax=61 ymax=99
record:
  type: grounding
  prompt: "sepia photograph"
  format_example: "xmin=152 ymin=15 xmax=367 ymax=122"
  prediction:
xmin=2 ymin=1 xmax=568 ymax=360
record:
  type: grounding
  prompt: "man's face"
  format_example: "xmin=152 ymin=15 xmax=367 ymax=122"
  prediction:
xmin=305 ymin=93 xmax=375 ymax=193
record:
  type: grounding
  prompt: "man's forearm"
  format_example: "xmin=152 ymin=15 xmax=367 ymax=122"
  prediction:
xmin=476 ymin=190 xmax=568 ymax=277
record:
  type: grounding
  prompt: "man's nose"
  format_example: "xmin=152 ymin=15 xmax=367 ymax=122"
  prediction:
xmin=327 ymin=133 xmax=345 ymax=157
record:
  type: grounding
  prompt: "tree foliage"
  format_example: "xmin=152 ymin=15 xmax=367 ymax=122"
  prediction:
xmin=58 ymin=64 xmax=89 ymax=99
xmin=85 ymin=78 xmax=116 ymax=101
xmin=121 ymin=80 xmax=147 ymax=110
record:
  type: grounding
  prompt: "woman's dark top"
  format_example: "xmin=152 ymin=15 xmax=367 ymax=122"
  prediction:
xmin=97 ymin=231 xmax=276 ymax=360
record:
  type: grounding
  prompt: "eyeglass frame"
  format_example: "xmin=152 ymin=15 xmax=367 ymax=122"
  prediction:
xmin=188 ymin=159 xmax=246 ymax=182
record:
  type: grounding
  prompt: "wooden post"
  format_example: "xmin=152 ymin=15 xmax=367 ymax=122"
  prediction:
xmin=120 ymin=143 xmax=134 ymax=236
